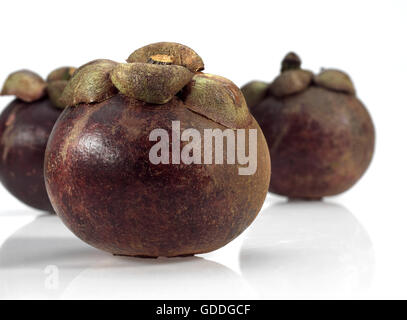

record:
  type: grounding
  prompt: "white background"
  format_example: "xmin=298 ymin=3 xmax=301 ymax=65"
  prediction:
xmin=0 ymin=0 xmax=406 ymax=299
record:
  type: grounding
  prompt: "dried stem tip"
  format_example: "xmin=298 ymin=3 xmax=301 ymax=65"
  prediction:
xmin=281 ymin=52 xmax=301 ymax=72
xmin=147 ymin=54 xmax=174 ymax=65
xmin=127 ymin=42 xmax=204 ymax=72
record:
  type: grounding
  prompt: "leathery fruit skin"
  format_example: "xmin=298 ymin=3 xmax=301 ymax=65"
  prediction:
xmin=45 ymin=42 xmax=270 ymax=258
xmin=0 ymin=67 xmax=75 ymax=212
xmin=244 ymin=53 xmax=374 ymax=199
xmin=45 ymin=95 xmax=270 ymax=257
xmin=0 ymin=98 xmax=61 ymax=211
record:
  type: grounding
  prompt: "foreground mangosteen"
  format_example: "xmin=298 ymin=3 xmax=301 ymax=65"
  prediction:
xmin=0 ymin=67 xmax=75 ymax=211
xmin=45 ymin=42 xmax=271 ymax=258
xmin=242 ymin=53 xmax=375 ymax=199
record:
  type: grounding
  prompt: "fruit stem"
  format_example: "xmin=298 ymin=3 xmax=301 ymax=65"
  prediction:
xmin=147 ymin=54 xmax=174 ymax=65
xmin=281 ymin=52 xmax=301 ymax=73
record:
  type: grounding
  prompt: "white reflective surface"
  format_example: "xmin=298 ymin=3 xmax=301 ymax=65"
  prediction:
xmin=240 ymin=201 xmax=374 ymax=299
xmin=0 ymin=196 xmax=381 ymax=299
xmin=0 ymin=215 xmax=251 ymax=299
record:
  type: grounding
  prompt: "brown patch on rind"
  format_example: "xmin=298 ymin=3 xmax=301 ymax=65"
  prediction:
xmin=1 ymin=104 xmax=21 ymax=162
xmin=111 ymin=63 xmax=193 ymax=104
xmin=60 ymin=105 xmax=98 ymax=162
xmin=60 ymin=59 xmax=118 ymax=107
xmin=1 ymin=70 xmax=46 ymax=102
xmin=269 ymin=69 xmax=313 ymax=97
xmin=182 ymin=74 xmax=252 ymax=129
xmin=127 ymin=42 xmax=204 ymax=72
xmin=314 ymin=69 xmax=356 ymax=95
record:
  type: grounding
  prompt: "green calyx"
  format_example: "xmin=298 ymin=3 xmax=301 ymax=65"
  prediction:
xmin=268 ymin=52 xmax=313 ymax=97
xmin=255 ymin=52 xmax=357 ymax=99
xmin=59 ymin=60 xmax=118 ymax=107
xmin=269 ymin=69 xmax=313 ymax=97
xmin=314 ymin=69 xmax=356 ymax=95
xmin=240 ymin=81 xmax=269 ymax=109
xmin=111 ymin=62 xmax=193 ymax=104
xmin=47 ymin=67 xmax=76 ymax=82
xmin=46 ymin=67 xmax=76 ymax=108
xmin=1 ymin=70 xmax=46 ymax=102
xmin=59 ymin=42 xmax=251 ymax=129
xmin=182 ymin=74 xmax=251 ymax=129
xmin=1 ymin=67 xmax=76 ymax=107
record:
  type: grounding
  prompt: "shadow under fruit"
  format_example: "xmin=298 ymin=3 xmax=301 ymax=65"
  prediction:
xmin=242 ymin=53 xmax=375 ymax=199
xmin=0 ymin=68 xmax=75 ymax=211
xmin=44 ymin=42 xmax=271 ymax=258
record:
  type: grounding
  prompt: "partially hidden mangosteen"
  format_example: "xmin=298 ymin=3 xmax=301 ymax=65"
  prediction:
xmin=44 ymin=42 xmax=271 ymax=258
xmin=0 ymin=67 xmax=75 ymax=211
xmin=242 ymin=53 xmax=375 ymax=199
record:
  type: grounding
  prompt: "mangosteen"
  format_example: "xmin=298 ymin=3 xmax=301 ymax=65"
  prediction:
xmin=44 ymin=42 xmax=271 ymax=258
xmin=0 ymin=67 xmax=75 ymax=211
xmin=242 ymin=53 xmax=375 ymax=199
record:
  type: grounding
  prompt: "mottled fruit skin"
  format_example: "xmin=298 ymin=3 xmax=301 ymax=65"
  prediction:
xmin=0 ymin=98 xmax=62 ymax=211
xmin=251 ymin=86 xmax=374 ymax=199
xmin=45 ymin=95 xmax=270 ymax=257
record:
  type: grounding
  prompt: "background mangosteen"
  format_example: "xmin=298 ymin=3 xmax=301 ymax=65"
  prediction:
xmin=44 ymin=42 xmax=271 ymax=258
xmin=0 ymin=67 xmax=75 ymax=212
xmin=241 ymin=53 xmax=375 ymax=200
